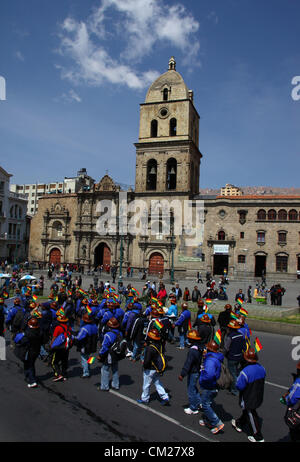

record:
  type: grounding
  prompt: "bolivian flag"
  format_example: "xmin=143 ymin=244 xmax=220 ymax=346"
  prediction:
xmin=237 ymin=298 xmax=244 ymax=306
xmin=2 ymin=291 xmax=9 ymax=299
xmin=230 ymin=312 xmax=239 ymax=320
xmin=214 ymin=329 xmax=222 ymax=346
xmin=254 ymin=337 xmax=263 ymax=353
xmin=154 ymin=319 xmax=164 ymax=331
xmin=239 ymin=307 xmax=248 ymax=317
xmin=32 ymin=294 xmax=38 ymax=302
xmin=205 ymin=299 xmax=212 ymax=305
xmin=87 ymin=356 xmax=95 ymax=365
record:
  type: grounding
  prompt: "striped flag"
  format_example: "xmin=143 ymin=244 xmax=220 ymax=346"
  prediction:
xmin=2 ymin=291 xmax=9 ymax=299
xmin=154 ymin=319 xmax=164 ymax=331
xmin=254 ymin=337 xmax=263 ymax=353
xmin=237 ymin=298 xmax=244 ymax=306
xmin=32 ymin=294 xmax=38 ymax=301
xmin=205 ymin=299 xmax=212 ymax=305
xmin=87 ymin=356 xmax=95 ymax=365
xmin=239 ymin=307 xmax=248 ymax=317
xmin=230 ymin=312 xmax=239 ymax=320
xmin=214 ymin=329 xmax=222 ymax=345
xmin=86 ymin=305 xmax=92 ymax=315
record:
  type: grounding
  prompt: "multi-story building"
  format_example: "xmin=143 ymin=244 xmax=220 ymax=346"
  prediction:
xmin=28 ymin=58 xmax=300 ymax=281
xmin=10 ymin=168 xmax=94 ymax=216
xmin=220 ymin=184 xmax=243 ymax=196
xmin=0 ymin=166 xmax=29 ymax=263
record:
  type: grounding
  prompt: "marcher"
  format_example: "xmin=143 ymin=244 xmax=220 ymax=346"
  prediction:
xmin=280 ymin=361 xmax=300 ymax=442
xmin=175 ymin=302 xmax=191 ymax=350
xmin=0 ymin=297 xmax=6 ymax=337
xmin=178 ymin=329 xmax=203 ymax=415
xmin=74 ymin=313 xmax=98 ymax=378
xmin=232 ymin=348 xmax=266 ymax=442
xmin=198 ymin=340 xmax=225 ymax=434
xmin=50 ymin=309 xmax=73 ymax=382
xmin=217 ymin=304 xmax=232 ymax=346
xmin=137 ymin=327 xmax=169 ymax=406
xmin=15 ymin=317 xmax=42 ymax=388
xmin=98 ymin=317 xmax=122 ymax=391
xmin=223 ymin=319 xmax=247 ymax=396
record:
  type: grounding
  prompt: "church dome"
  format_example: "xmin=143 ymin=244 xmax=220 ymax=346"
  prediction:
xmin=145 ymin=57 xmax=189 ymax=103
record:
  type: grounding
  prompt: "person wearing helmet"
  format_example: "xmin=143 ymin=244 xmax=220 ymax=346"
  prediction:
xmin=217 ymin=304 xmax=233 ymax=347
xmin=178 ymin=329 xmax=203 ymax=415
xmin=280 ymin=361 xmax=300 ymax=442
xmin=223 ymin=319 xmax=247 ymax=396
xmin=165 ymin=296 xmax=178 ymax=344
xmin=232 ymin=348 xmax=266 ymax=443
xmin=97 ymin=317 xmax=123 ymax=391
xmin=16 ymin=317 xmax=42 ymax=388
xmin=74 ymin=313 xmax=98 ymax=378
xmin=198 ymin=340 xmax=225 ymax=435
xmin=175 ymin=302 xmax=191 ymax=350
xmin=50 ymin=310 xmax=72 ymax=382
xmin=137 ymin=328 xmax=169 ymax=406
xmin=5 ymin=297 xmax=25 ymax=347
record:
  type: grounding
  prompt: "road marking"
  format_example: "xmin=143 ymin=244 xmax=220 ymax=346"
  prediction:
xmin=265 ymin=381 xmax=288 ymax=390
xmin=109 ymin=389 xmax=218 ymax=442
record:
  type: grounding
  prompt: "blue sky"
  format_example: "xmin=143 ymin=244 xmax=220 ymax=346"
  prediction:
xmin=0 ymin=0 xmax=300 ymax=189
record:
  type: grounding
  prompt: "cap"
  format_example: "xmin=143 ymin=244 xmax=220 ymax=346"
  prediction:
xmin=27 ymin=317 xmax=39 ymax=329
xmin=181 ymin=302 xmax=188 ymax=310
xmin=147 ymin=328 xmax=161 ymax=341
xmin=206 ymin=340 xmax=220 ymax=353
xmin=227 ymin=319 xmax=241 ymax=329
xmin=200 ymin=314 xmax=211 ymax=324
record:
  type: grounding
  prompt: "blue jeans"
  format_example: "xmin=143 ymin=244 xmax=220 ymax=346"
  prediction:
xmin=200 ymin=388 xmax=222 ymax=427
xmin=187 ymin=372 xmax=201 ymax=411
xmin=227 ymin=359 xmax=240 ymax=394
xmin=141 ymin=369 xmax=169 ymax=403
xmin=101 ymin=362 xmax=119 ymax=390
xmin=81 ymin=353 xmax=90 ymax=377
xmin=132 ymin=340 xmax=142 ymax=360
xmin=179 ymin=332 xmax=188 ymax=348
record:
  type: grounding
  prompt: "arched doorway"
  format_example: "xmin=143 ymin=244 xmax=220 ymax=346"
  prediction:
xmin=94 ymin=243 xmax=111 ymax=270
xmin=148 ymin=252 xmax=164 ymax=276
xmin=49 ymin=248 xmax=61 ymax=266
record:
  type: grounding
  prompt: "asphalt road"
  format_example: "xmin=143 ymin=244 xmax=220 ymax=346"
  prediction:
xmin=0 ymin=327 xmax=297 ymax=444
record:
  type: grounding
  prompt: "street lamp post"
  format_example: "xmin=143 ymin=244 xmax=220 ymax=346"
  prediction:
xmin=170 ymin=215 xmax=175 ymax=285
xmin=119 ymin=235 xmax=124 ymax=283
xmin=243 ymin=248 xmax=248 ymax=300
xmin=14 ymin=222 xmax=21 ymax=266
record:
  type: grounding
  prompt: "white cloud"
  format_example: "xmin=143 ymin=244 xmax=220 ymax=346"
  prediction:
xmin=54 ymin=89 xmax=82 ymax=104
xmin=56 ymin=0 xmax=201 ymax=90
xmin=15 ymin=51 xmax=25 ymax=62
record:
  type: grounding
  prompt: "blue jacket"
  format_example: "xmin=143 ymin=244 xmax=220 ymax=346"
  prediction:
xmin=101 ymin=308 xmax=125 ymax=327
xmin=166 ymin=303 xmax=178 ymax=318
xmin=175 ymin=309 xmax=191 ymax=332
xmin=199 ymin=351 xmax=224 ymax=390
xmin=5 ymin=305 xmax=24 ymax=326
xmin=75 ymin=322 xmax=98 ymax=354
xmin=236 ymin=363 xmax=266 ymax=409
xmin=99 ymin=328 xmax=122 ymax=356
xmin=123 ymin=309 xmax=141 ymax=336
xmin=285 ymin=377 xmax=300 ymax=407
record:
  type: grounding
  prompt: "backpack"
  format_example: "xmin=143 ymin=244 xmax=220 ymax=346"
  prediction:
xmin=50 ymin=324 xmax=73 ymax=351
xmin=216 ymin=362 xmax=233 ymax=390
xmin=284 ymin=401 xmax=300 ymax=430
xmin=109 ymin=334 xmax=128 ymax=361
xmin=150 ymin=344 xmax=167 ymax=375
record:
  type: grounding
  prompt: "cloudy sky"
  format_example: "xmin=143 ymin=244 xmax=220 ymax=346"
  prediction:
xmin=1 ymin=0 xmax=300 ymax=189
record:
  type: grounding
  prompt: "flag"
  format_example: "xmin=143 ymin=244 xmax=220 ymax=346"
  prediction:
xmin=230 ymin=312 xmax=239 ymax=320
xmin=153 ymin=319 xmax=163 ymax=331
xmin=87 ymin=356 xmax=95 ymax=365
xmin=188 ymin=318 xmax=192 ymax=330
xmin=2 ymin=291 xmax=9 ymax=299
xmin=237 ymin=298 xmax=244 ymax=306
xmin=86 ymin=305 xmax=92 ymax=315
xmin=205 ymin=299 xmax=212 ymax=305
xmin=214 ymin=329 xmax=222 ymax=345
xmin=239 ymin=307 xmax=248 ymax=317
xmin=68 ymin=290 xmax=72 ymax=296
xmin=32 ymin=294 xmax=38 ymax=301
xmin=254 ymin=337 xmax=263 ymax=353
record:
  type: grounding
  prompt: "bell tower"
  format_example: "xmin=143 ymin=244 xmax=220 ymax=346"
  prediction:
xmin=134 ymin=57 xmax=202 ymax=196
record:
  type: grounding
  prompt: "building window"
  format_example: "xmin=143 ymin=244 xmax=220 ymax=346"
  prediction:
xmin=163 ymin=88 xmax=168 ymax=101
xmin=238 ymin=255 xmax=246 ymax=264
xmin=289 ymin=209 xmax=298 ymax=221
xmin=150 ymin=119 xmax=158 ymax=138
xmin=268 ymin=209 xmax=277 ymax=221
xmin=169 ymin=118 xmax=177 ymax=136
xmin=278 ymin=232 xmax=287 ymax=244
xmin=257 ymin=209 xmax=266 ymax=220
xmin=278 ymin=209 xmax=287 ymax=221
xmin=240 ymin=232 xmax=244 ymax=239
xmin=257 ymin=231 xmax=265 ymax=244
xmin=166 ymin=158 xmax=177 ymax=190
xmin=276 ymin=255 xmax=288 ymax=272
xmin=218 ymin=230 xmax=225 ymax=241
xmin=238 ymin=210 xmax=247 ymax=224
xmin=146 ymin=159 xmax=157 ymax=191
xmin=52 ymin=221 xmax=63 ymax=238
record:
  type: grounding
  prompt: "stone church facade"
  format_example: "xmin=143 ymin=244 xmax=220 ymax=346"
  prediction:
xmin=28 ymin=58 xmax=300 ymax=281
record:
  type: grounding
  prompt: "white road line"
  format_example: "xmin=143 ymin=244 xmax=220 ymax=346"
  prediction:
xmin=265 ymin=381 xmax=288 ymax=390
xmin=109 ymin=390 xmax=218 ymax=443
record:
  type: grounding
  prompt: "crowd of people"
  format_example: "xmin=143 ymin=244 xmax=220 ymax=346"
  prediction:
xmin=0 ymin=270 xmax=299 ymax=443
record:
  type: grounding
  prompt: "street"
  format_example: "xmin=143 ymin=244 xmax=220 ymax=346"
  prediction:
xmin=0 ymin=327 xmax=296 ymax=443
